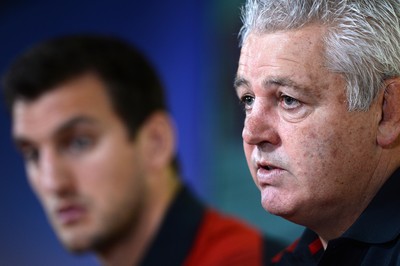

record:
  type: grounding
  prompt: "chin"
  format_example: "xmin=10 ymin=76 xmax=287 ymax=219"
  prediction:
xmin=54 ymin=228 xmax=94 ymax=254
xmin=59 ymin=236 xmax=92 ymax=254
xmin=260 ymin=192 xmax=294 ymax=217
xmin=66 ymin=245 xmax=91 ymax=254
xmin=263 ymin=205 xmax=296 ymax=221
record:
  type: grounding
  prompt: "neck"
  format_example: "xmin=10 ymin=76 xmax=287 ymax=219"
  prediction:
xmin=96 ymin=170 xmax=181 ymax=266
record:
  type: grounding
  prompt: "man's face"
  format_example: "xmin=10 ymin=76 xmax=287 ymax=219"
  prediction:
xmin=13 ymin=74 xmax=148 ymax=252
xmin=236 ymin=26 xmax=383 ymax=227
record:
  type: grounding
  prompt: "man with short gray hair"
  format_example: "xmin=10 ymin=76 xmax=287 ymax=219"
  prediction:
xmin=235 ymin=0 xmax=400 ymax=264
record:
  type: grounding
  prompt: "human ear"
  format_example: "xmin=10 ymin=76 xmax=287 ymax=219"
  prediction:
xmin=377 ymin=78 xmax=400 ymax=148
xmin=139 ymin=111 xmax=176 ymax=171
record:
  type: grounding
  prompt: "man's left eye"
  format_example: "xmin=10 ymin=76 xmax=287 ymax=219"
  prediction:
xmin=66 ymin=136 xmax=94 ymax=153
xmin=281 ymin=95 xmax=301 ymax=109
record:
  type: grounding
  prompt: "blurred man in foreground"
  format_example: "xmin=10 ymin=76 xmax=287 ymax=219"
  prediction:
xmin=3 ymin=34 xmax=270 ymax=265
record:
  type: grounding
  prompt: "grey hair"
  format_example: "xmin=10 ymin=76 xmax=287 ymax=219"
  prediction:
xmin=239 ymin=0 xmax=400 ymax=111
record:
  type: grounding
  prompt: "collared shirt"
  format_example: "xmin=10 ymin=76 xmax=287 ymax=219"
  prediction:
xmin=139 ymin=186 xmax=274 ymax=266
xmin=272 ymin=168 xmax=400 ymax=265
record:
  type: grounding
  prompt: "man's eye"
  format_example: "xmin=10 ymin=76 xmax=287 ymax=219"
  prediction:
xmin=20 ymin=146 xmax=39 ymax=163
xmin=280 ymin=95 xmax=301 ymax=109
xmin=240 ymin=95 xmax=255 ymax=110
xmin=65 ymin=136 xmax=94 ymax=154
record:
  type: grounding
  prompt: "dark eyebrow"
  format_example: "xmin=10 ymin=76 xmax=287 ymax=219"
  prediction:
xmin=13 ymin=116 xmax=98 ymax=147
xmin=53 ymin=116 xmax=97 ymax=137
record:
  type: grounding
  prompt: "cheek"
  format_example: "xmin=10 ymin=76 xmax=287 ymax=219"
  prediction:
xmin=286 ymin=116 xmax=376 ymax=188
xmin=243 ymin=142 xmax=258 ymax=181
xmin=243 ymin=141 xmax=251 ymax=156
xmin=73 ymin=141 xmax=139 ymax=202
xmin=286 ymin=122 xmax=344 ymax=181
xmin=81 ymin=149 xmax=138 ymax=188
xmin=243 ymin=143 xmax=254 ymax=168
xmin=26 ymin=168 xmax=48 ymax=201
xmin=78 ymin=151 xmax=144 ymax=219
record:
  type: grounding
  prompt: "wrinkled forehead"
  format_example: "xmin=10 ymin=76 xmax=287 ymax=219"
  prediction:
xmin=238 ymin=26 xmax=327 ymax=72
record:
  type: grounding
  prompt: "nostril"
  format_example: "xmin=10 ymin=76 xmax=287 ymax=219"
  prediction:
xmin=243 ymin=120 xmax=281 ymax=146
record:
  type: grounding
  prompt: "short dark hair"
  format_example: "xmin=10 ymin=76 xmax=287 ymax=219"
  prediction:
xmin=2 ymin=34 xmax=180 ymax=172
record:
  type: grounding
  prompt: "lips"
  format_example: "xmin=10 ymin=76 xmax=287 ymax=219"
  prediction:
xmin=260 ymin=164 xmax=277 ymax=171
xmin=257 ymin=161 xmax=282 ymax=171
xmin=255 ymin=161 xmax=285 ymax=186
xmin=56 ymin=204 xmax=86 ymax=225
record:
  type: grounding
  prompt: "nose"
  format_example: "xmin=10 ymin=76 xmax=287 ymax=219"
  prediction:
xmin=242 ymin=102 xmax=280 ymax=146
xmin=34 ymin=149 xmax=73 ymax=195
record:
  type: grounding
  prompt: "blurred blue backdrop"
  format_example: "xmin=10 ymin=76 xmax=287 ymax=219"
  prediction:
xmin=0 ymin=0 xmax=303 ymax=265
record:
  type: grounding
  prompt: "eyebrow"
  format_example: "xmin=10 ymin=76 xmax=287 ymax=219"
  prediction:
xmin=13 ymin=116 xmax=98 ymax=147
xmin=234 ymin=76 xmax=250 ymax=91
xmin=264 ymin=76 xmax=310 ymax=92
xmin=53 ymin=116 xmax=98 ymax=136
xmin=234 ymin=75 xmax=311 ymax=93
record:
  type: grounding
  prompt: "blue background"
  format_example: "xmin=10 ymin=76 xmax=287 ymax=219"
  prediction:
xmin=0 ymin=1 xmax=303 ymax=265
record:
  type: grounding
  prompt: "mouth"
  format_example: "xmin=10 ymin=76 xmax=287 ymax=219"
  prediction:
xmin=56 ymin=204 xmax=86 ymax=225
xmin=257 ymin=162 xmax=281 ymax=171
xmin=255 ymin=161 xmax=285 ymax=187
xmin=261 ymin=165 xmax=275 ymax=171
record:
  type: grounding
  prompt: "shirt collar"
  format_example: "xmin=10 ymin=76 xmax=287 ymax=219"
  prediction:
xmin=139 ymin=185 xmax=204 ymax=266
